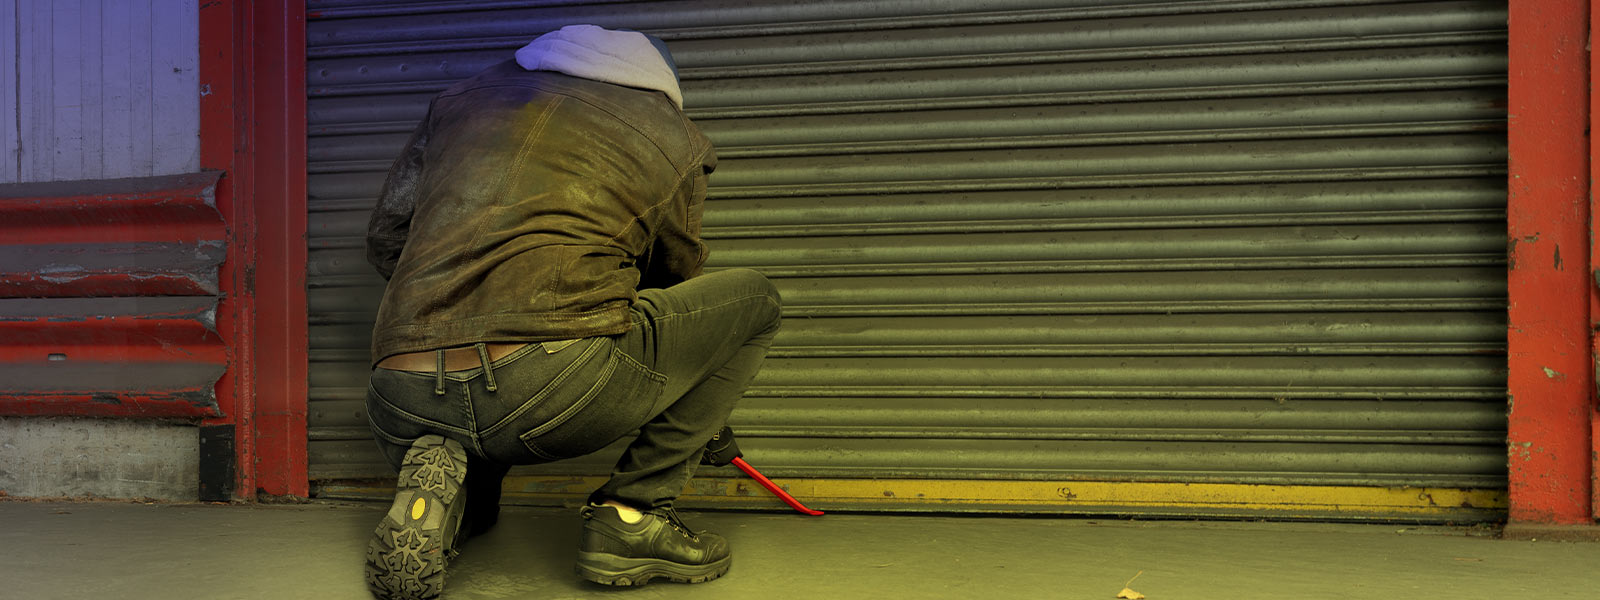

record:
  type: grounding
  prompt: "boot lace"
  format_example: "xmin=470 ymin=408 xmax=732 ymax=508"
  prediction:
xmin=653 ymin=507 xmax=700 ymax=542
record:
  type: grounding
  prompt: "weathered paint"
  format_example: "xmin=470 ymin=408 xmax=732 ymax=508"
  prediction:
xmin=0 ymin=242 xmax=225 ymax=297
xmin=1507 ymin=0 xmax=1596 ymax=524
xmin=0 ymin=172 xmax=225 ymax=244
xmin=0 ymin=173 xmax=226 ymax=418
xmin=1591 ymin=0 xmax=1600 ymax=523
xmin=0 ymin=297 xmax=224 ymax=417
xmin=1 ymin=0 xmax=18 ymax=183
xmin=197 ymin=0 xmax=310 ymax=499
xmin=4 ymin=0 xmax=200 ymax=184
xmin=198 ymin=0 xmax=250 ymax=500
xmin=250 ymin=0 xmax=311 ymax=500
xmin=316 ymin=476 xmax=1507 ymax=522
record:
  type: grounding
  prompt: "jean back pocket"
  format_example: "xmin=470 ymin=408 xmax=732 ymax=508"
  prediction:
xmin=517 ymin=344 xmax=665 ymax=461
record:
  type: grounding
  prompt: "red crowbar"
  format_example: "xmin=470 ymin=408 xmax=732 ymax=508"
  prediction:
xmin=703 ymin=426 xmax=824 ymax=516
xmin=731 ymin=457 xmax=825 ymax=516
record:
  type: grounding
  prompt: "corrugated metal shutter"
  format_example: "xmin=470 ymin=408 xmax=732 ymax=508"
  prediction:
xmin=305 ymin=1 xmax=1509 ymax=505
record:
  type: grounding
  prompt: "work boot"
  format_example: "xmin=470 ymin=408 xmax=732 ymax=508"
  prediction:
xmin=365 ymin=435 xmax=469 ymax=600
xmin=575 ymin=504 xmax=732 ymax=586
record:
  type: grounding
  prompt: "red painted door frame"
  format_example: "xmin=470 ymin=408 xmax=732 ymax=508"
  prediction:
xmin=1507 ymin=0 xmax=1598 ymax=525
xmin=198 ymin=0 xmax=309 ymax=499
xmin=1589 ymin=0 xmax=1600 ymax=525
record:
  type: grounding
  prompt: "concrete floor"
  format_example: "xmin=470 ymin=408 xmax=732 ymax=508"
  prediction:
xmin=1 ymin=500 xmax=1597 ymax=600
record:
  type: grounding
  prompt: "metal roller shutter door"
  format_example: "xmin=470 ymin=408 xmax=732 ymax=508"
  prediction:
xmin=305 ymin=0 xmax=1509 ymax=519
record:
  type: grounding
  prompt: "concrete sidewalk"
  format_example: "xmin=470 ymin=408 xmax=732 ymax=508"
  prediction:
xmin=1 ymin=500 xmax=1595 ymax=600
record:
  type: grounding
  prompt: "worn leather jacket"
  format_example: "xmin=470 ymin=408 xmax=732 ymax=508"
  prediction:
xmin=365 ymin=60 xmax=715 ymax=365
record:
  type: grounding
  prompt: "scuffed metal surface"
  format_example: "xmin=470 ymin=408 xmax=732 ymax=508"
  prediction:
xmin=0 ymin=172 xmax=225 ymax=418
xmin=0 ymin=241 xmax=225 ymax=296
xmin=1504 ymin=0 xmax=1596 ymax=524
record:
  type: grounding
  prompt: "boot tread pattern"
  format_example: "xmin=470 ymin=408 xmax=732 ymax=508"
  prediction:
xmin=366 ymin=435 xmax=467 ymax=600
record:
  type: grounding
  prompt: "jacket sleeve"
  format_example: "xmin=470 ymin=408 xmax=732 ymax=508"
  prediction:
xmin=639 ymin=153 xmax=714 ymax=290
xmin=365 ymin=106 xmax=433 ymax=281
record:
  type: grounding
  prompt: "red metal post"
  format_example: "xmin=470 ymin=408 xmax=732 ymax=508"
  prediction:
xmin=1507 ymin=0 xmax=1596 ymax=524
xmin=249 ymin=0 xmax=310 ymax=499
xmin=198 ymin=0 xmax=309 ymax=499
xmin=197 ymin=0 xmax=249 ymax=498
xmin=1591 ymin=0 xmax=1600 ymax=522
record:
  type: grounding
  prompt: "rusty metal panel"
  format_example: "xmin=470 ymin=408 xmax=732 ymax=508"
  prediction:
xmin=304 ymin=1 xmax=1509 ymax=493
xmin=0 ymin=172 xmax=227 ymax=417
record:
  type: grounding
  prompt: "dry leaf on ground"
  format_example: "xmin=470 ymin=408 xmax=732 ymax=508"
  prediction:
xmin=1116 ymin=570 xmax=1146 ymax=599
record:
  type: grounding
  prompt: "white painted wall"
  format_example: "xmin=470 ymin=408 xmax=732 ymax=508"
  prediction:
xmin=2 ymin=0 xmax=199 ymax=184
xmin=2 ymin=0 xmax=19 ymax=183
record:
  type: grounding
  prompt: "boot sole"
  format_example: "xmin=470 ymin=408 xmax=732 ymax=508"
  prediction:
xmin=366 ymin=435 xmax=468 ymax=600
xmin=576 ymin=551 xmax=732 ymax=586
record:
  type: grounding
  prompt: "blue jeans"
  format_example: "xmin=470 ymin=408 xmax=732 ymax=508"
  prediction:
xmin=365 ymin=268 xmax=782 ymax=509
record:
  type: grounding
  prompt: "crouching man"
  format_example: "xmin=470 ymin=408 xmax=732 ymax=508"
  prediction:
xmin=360 ymin=24 xmax=780 ymax=599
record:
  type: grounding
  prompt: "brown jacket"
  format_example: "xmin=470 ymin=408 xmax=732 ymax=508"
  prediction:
xmin=365 ymin=60 xmax=715 ymax=365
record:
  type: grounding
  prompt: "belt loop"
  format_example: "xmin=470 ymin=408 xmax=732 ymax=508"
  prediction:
xmin=433 ymin=350 xmax=446 ymax=396
xmin=476 ymin=343 xmax=498 ymax=392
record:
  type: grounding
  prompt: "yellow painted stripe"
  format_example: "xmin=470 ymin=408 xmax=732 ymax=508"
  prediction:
xmin=490 ymin=476 xmax=1507 ymax=516
xmin=772 ymin=479 xmax=1506 ymax=514
xmin=318 ymin=476 xmax=1505 ymax=517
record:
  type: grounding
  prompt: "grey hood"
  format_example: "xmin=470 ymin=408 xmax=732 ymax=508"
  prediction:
xmin=515 ymin=24 xmax=684 ymax=109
